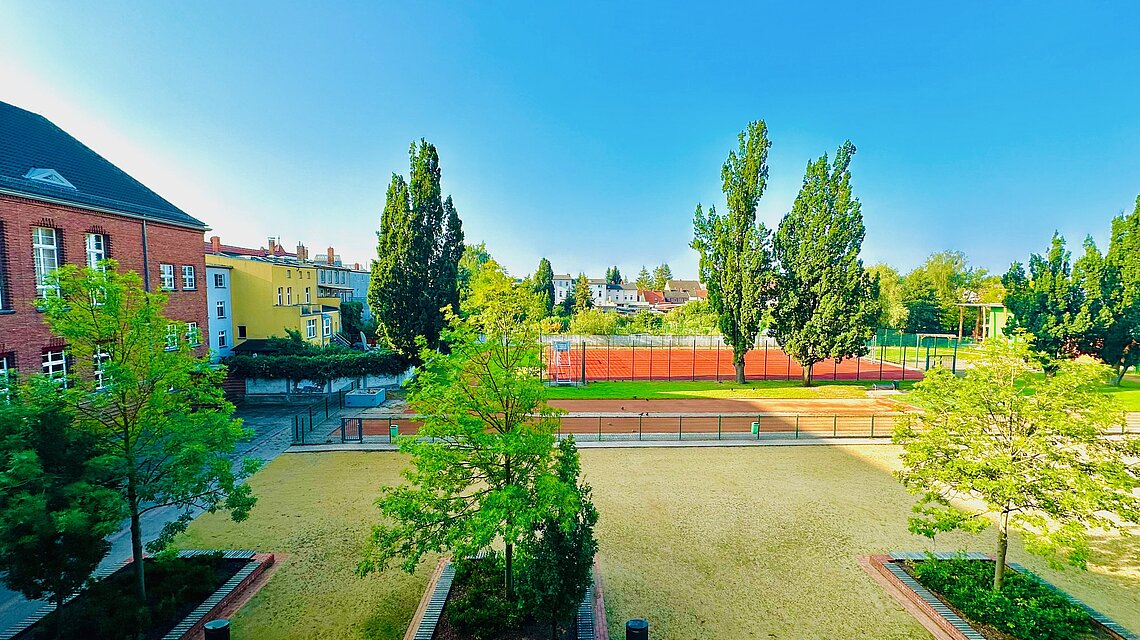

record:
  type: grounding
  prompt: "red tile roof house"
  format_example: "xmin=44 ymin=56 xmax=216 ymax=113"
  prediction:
xmin=0 ymin=101 xmax=210 ymax=388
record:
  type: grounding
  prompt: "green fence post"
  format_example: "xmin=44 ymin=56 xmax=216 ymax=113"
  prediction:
xmin=581 ymin=342 xmax=587 ymax=384
xmin=598 ymin=415 xmax=602 ymax=441
xmin=678 ymin=415 xmax=682 ymax=441
xmin=795 ymin=415 xmax=800 ymax=439
xmin=952 ymin=339 xmax=959 ymax=374
xmin=649 ymin=345 xmax=653 ymax=381
xmin=901 ymin=343 xmax=907 ymax=382
xmin=639 ymin=415 xmax=643 ymax=441
xmin=692 ymin=339 xmax=696 ymax=382
xmin=716 ymin=342 xmax=720 ymax=382
xmin=717 ymin=415 xmax=722 ymax=440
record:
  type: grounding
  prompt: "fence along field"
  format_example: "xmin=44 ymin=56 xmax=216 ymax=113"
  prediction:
xmin=539 ymin=334 xmax=943 ymax=383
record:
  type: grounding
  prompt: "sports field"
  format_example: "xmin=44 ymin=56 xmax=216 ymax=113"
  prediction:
xmin=544 ymin=344 xmax=921 ymax=383
xmin=175 ymin=448 xmax=1140 ymax=639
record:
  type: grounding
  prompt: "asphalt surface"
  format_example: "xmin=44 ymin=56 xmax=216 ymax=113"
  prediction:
xmin=0 ymin=403 xmax=310 ymax=631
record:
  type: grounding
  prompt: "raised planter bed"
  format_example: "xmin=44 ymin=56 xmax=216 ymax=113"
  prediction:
xmin=345 ymin=388 xmax=387 ymax=407
xmin=406 ymin=556 xmax=607 ymax=640
xmin=864 ymin=552 xmax=1137 ymax=640
xmin=2 ymin=550 xmax=273 ymax=640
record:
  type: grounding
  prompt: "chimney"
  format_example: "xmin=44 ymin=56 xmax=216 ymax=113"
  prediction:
xmin=210 ymin=235 xmax=221 ymax=253
xmin=354 ymin=262 xmax=361 ymax=271
xmin=296 ymin=243 xmax=307 ymax=261
xmin=327 ymin=246 xmax=335 ymax=264
xmin=268 ymin=237 xmax=278 ymax=255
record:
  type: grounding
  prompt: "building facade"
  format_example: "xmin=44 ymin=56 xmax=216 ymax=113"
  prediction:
xmin=206 ymin=264 xmax=234 ymax=359
xmin=0 ymin=101 xmax=208 ymax=391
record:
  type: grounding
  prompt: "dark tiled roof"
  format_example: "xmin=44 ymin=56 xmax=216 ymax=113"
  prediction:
xmin=0 ymin=101 xmax=206 ymax=229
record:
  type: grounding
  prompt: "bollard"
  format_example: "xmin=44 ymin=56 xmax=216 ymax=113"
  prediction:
xmin=626 ymin=618 xmax=648 ymax=640
xmin=204 ymin=619 xmax=231 ymax=640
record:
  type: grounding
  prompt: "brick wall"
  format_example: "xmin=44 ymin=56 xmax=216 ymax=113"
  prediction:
xmin=0 ymin=193 xmax=208 ymax=376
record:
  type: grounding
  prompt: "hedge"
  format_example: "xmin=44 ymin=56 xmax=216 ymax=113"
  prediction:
xmin=223 ymin=349 xmax=411 ymax=382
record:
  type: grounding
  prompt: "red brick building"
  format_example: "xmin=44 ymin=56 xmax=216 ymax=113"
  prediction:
xmin=0 ymin=101 xmax=209 ymax=390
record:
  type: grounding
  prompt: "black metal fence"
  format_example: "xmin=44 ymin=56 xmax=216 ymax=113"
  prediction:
xmin=290 ymin=380 xmax=359 ymax=445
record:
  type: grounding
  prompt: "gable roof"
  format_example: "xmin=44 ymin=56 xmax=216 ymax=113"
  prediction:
xmin=0 ymin=101 xmax=206 ymax=229
xmin=665 ymin=279 xmax=704 ymax=292
xmin=205 ymin=241 xmax=296 ymax=259
xmin=641 ymin=290 xmax=666 ymax=304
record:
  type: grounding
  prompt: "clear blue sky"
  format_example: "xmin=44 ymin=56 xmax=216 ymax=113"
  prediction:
xmin=2 ymin=2 xmax=1137 ymax=279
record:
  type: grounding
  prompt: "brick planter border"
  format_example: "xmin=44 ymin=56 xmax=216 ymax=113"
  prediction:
xmin=0 ymin=550 xmax=272 ymax=640
xmin=865 ymin=552 xmax=1138 ymax=640
xmin=404 ymin=556 xmax=605 ymax=640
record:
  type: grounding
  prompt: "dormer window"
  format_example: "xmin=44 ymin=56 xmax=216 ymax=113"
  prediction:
xmin=24 ymin=168 xmax=76 ymax=190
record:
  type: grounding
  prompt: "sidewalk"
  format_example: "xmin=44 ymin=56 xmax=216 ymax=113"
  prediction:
xmin=286 ymin=435 xmax=896 ymax=453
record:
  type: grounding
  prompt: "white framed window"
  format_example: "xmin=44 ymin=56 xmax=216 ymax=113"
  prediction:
xmin=216 ymin=301 xmax=226 ymax=318
xmin=165 ymin=324 xmax=178 ymax=350
xmin=181 ymin=265 xmax=196 ymax=290
xmin=305 ymin=287 xmax=311 ymax=303
xmin=0 ymin=353 xmax=13 ymax=402
xmin=323 ymin=315 xmax=332 ymax=337
xmin=159 ymin=264 xmax=175 ymax=290
xmin=277 ymin=287 xmax=283 ymax=305
xmin=286 ymin=287 xmax=292 ymax=305
xmin=213 ymin=273 xmax=225 ymax=288
xmin=93 ymin=347 xmax=110 ymax=391
xmin=306 ymin=318 xmax=316 ymax=339
xmin=186 ymin=322 xmax=201 ymax=346
xmin=32 ymin=227 xmax=59 ymax=299
xmin=85 ymin=233 xmax=106 ymax=270
xmin=218 ymin=330 xmax=227 ymax=348
xmin=41 ymin=349 xmax=67 ymax=386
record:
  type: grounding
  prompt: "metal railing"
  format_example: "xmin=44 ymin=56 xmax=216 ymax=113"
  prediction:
xmin=290 ymin=380 xmax=359 ymax=445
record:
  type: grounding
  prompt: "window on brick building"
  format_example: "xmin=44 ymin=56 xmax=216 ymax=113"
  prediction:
xmin=213 ymin=273 xmax=225 ymax=288
xmin=165 ymin=324 xmax=178 ymax=351
xmin=32 ymin=227 xmax=59 ymax=299
xmin=93 ymin=347 xmax=110 ymax=391
xmin=41 ymin=349 xmax=67 ymax=386
xmin=186 ymin=322 xmax=201 ymax=346
xmin=306 ymin=318 xmax=316 ymax=339
xmin=0 ymin=224 xmax=7 ymax=311
xmin=85 ymin=233 xmax=107 ymax=270
xmin=0 ymin=353 xmax=14 ymax=402
xmin=181 ymin=265 xmax=196 ymax=290
xmin=159 ymin=264 xmax=175 ymax=290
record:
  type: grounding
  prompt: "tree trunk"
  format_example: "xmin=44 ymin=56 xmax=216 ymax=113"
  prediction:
xmin=801 ymin=363 xmax=814 ymax=387
xmin=127 ymin=475 xmax=146 ymax=603
xmin=993 ymin=510 xmax=1009 ymax=591
xmin=505 ymin=542 xmax=514 ymax=600
xmin=1114 ymin=364 xmax=1126 ymax=386
xmin=734 ymin=357 xmax=745 ymax=384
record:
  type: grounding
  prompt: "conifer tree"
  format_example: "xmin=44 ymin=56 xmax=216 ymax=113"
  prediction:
xmin=573 ymin=274 xmax=592 ymax=315
xmin=635 ymin=266 xmax=651 ymax=290
xmin=535 ymin=257 xmax=555 ymax=316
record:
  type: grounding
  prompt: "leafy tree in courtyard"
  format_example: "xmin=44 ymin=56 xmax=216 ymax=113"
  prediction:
xmin=39 ymin=263 xmax=259 ymax=603
xmin=370 ymin=140 xmax=465 ymax=357
xmin=691 ymin=119 xmax=774 ymax=383
xmin=770 ymin=141 xmax=877 ymax=386
xmin=458 ymin=242 xmax=492 ymax=304
xmin=1093 ymin=196 xmax=1140 ymax=384
xmin=0 ymin=382 xmax=124 ymax=632
xmin=651 ymin=263 xmax=673 ymax=290
xmin=635 ymin=265 xmax=651 ymax=290
xmin=520 ymin=437 xmax=598 ymax=640
xmin=1002 ymin=233 xmax=1088 ymax=365
xmin=358 ymin=276 xmax=568 ymax=600
xmin=339 ymin=300 xmax=366 ymax=339
xmin=893 ymin=337 xmax=1139 ymax=590
xmin=534 ymin=257 xmax=556 ymax=316
xmin=573 ymin=273 xmax=593 ymax=315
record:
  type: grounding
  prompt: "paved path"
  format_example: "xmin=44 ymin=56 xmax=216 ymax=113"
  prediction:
xmin=285 ymin=436 xmax=897 ymax=453
xmin=0 ymin=403 xmax=312 ymax=631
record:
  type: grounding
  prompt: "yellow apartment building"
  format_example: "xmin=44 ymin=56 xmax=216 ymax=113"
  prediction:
xmin=205 ymin=245 xmax=343 ymax=349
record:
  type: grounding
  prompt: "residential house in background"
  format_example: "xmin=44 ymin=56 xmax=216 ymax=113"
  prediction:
xmin=206 ymin=263 xmax=234 ymax=359
xmin=663 ymin=279 xmax=707 ymax=304
xmin=588 ymin=278 xmax=608 ymax=306
xmin=552 ymin=273 xmax=572 ymax=304
xmin=608 ymin=282 xmax=639 ymax=305
xmin=346 ymin=264 xmax=372 ymax=323
xmin=205 ymin=236 xmax=342 ymax=350
xmin=310 ymin=247 xmax=355 ymax=304
xmin=0 ymin=100 xmax=209 ymax=390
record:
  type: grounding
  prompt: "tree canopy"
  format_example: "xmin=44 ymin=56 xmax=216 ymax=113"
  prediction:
xmin=573 ymin=274 xmax=593 ymax=315
xmin=651 ymin=263 xmax=673 ymax=290
xmin=370 ymin=140 xmax=465 ymax=358
xmin=893 ymin=337 xmax=1139 ymax=590
xmin=635 ymin=266 xmax=651 ymax=290
xmin=770 ymin=141 xmax=877 ymax=385
xmin=691 ymin=119 xmax=774 ymax=383
xmin=534 ymin=257 xmax=555 ymax=316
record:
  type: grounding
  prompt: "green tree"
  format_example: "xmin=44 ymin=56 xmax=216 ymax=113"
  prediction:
xmin=534 ymin=257 xmax=556 ymax=317
xmin=0 ymin=382 xmax=124 ymax=632
xmin=1096 ymin=196 xmax=1140 ymax=383
xmin=458 ymin=242 xmax=492 ymax=304
xmin=1002 ymin=233 xmax=1086 ymax=364
xmin=38 ymin=263 xmax=259 ymax=603
xmin=770 ymin=141 xmax=877 ymax=386
xmin=604 ymin=266 xmax=622 ymax=285
xmin=340 ymin=300 xmax=365 ymax=339
xmin=867 ymin=264 xmax=905 ymax=329
xmin=358 ymin=281 xmax=565 ymax=600
xmin=573 ymin=273 xmax=593 ymax=315
xmin=651 ymin=263 xmax=673 ymax=290
xmin=370 ymin=140 xmax=465 ymax=357
xmin=568 ymin=308 xmax=622 ymax=336
xmin=635 ymin=266 xmax=652 ymax=290
xmin=893 ymin=337 xmax=1139 ymax=590
xmin=691 ymin=120 xmax=774 ymax=383
xmin=520 ymin=437 xmax=598 ymax=640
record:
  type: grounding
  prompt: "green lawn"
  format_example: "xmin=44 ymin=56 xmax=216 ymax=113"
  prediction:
xmin=543 ymin=379 xmax=918 ymax=400
xmin=899 ymin=373 xmax=1140 ymax=413
xmin=176 ymin=448 xmax=1140 ymax=639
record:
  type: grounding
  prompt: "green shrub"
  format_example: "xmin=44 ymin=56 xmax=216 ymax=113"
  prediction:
xmin=448 ymin=555 xmax=524 ymax=640
xmin=223 ymin=349 xmax=409 ymax=382
xmin=910 ymin=556 xmax=1092 ymax=640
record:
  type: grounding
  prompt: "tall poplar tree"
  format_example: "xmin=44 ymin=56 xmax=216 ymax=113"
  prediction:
xmin=370 ymin=140 xmax=465 ymax=358
xmin=534 ymin=257 xmax=555 ymax=316
xmin=691 ymin=120 xmax=774 ymax=383
xmin=770 ymin=141 xmax=877 ymax=386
